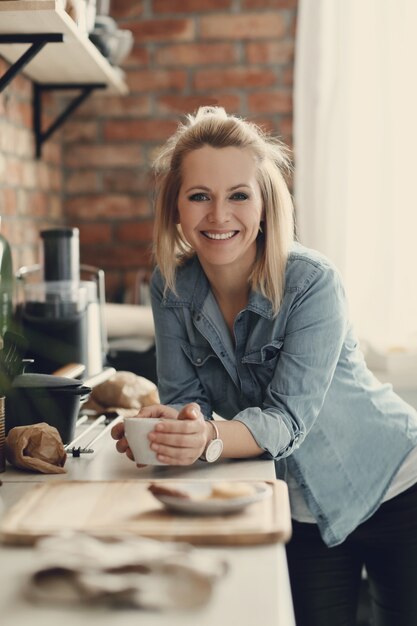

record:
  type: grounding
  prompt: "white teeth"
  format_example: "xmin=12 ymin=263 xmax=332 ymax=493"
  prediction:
xmin=203 ymin=231 xmax=236 ymax=240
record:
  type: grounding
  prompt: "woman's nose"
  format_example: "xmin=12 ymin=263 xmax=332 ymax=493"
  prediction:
xmin=207 ymin=199 xmax=230 ymax=223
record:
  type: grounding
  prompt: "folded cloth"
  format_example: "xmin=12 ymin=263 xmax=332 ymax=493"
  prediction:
xmin=26 ymin=532 xmax=228 ymax=610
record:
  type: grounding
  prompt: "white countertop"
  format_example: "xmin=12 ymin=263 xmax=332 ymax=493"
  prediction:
xmin=0 ymin=429 xmax=295 ymax=626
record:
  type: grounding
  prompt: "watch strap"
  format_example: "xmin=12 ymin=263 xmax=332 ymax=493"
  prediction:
xmin=199 ymin=420 xmax=222 ymax=462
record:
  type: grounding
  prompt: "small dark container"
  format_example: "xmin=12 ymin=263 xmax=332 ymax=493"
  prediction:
xmin=5 ymin=374 xmax=91 ymax=444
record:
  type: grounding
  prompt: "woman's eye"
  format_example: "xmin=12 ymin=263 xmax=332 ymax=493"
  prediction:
xmin=189 ymin=192 xmax=209 ymax=202
xmin=230 ymin=192 xmax=248 ymax=201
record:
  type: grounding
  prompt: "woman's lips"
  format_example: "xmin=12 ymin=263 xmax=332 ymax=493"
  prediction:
xmin=201 ymin=230 xmax=239 ymax=240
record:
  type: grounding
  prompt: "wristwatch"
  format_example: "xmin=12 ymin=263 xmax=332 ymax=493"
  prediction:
xmin=200 ymin=420 xmax=223 ymax=463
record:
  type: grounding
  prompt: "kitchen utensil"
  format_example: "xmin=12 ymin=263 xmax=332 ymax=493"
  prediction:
xmin=0 ymin=479 xmax=292 ymax=547
xmin=53 ymin=363 xmax=86 ymax=379
xmin=65 ymin=412 xmax=122 ymax=456
xmin=5 ymin=374 xmax=91 ymax=444
xmin=63 ymin=414 xmax=106 ymax=451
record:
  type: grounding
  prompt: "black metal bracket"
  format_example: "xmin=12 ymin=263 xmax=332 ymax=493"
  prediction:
xmin=33 ymin=82 xmax=106 ymax=158
xmin=0 ymin=33 xmax=64 ymax=92
xmin=0 ymin=33 xmax=107 ymax=157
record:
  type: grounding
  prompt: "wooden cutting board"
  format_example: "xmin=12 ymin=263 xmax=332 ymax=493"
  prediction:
xmin=0 ymin=479 xmax=292 ymax=546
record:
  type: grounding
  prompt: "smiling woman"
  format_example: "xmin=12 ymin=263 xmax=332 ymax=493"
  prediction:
xmin=177 ymin=145 xmax=264 ymax=291
xmin=111 ymin=107 xmax=417 ymax=626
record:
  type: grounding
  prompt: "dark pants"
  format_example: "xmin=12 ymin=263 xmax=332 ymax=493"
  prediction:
xmin=286 ymin=482 xmax=417 ymax=626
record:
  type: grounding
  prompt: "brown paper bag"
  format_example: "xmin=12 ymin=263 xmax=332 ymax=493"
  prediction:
xmin=85 ymin=371 xmax=159 ymax=412
xmin=5 ymin=423 xmax=67 ymax=474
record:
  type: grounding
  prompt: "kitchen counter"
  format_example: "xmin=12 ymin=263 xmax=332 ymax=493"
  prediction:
xmin=0 ymin=428 xmax=295 ymax=626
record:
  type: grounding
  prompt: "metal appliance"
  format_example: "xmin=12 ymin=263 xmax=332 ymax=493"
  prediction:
xmin=16 ymin=228 xmax=107 ymax=377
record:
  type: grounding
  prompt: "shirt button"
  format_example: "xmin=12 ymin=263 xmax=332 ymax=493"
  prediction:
xmin=220 ymin=351 xmax=225 ymax=357
xmin=196 ymin=357 xmax=202 ymax=364
xmin=195 ymin=315 xmax=201 ymax=322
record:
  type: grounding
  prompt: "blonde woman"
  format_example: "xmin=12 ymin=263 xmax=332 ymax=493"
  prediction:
xmin=112 ymin=107 xmax=417 ymax=626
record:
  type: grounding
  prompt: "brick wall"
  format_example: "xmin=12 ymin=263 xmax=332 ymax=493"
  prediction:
xmin=0 ymin=1 xmax=297 ymax=300
xmin=63 ymin=0 xmax=297 ymax=302
xmin=0 ymin=58 xmax=64 ymax=276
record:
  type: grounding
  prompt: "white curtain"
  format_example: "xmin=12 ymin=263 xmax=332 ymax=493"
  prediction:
xmin=294 ymin=0 xmax=417 ymax=352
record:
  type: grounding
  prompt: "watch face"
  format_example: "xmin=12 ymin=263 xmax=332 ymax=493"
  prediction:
xmin=205 ymin=438 xmax=223 ymax=463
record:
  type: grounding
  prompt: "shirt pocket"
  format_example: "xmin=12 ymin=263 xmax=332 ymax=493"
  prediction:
xmin=242 ymin=340 xmax=284 ymax=387
xmin=181 ymin=343 xmax=228 ymax=403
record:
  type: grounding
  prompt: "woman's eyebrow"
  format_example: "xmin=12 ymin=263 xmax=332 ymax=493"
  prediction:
xmin=184 ymin=185 xmax=211 ymax=193
xmin=184 ymin=184 xmax=251 ymax=193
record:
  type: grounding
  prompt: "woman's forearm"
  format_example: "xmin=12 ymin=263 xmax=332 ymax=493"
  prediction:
xmin=209 ymin=419 xmax=265 ymax=459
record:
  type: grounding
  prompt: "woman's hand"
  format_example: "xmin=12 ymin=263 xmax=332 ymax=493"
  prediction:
xmin=111 ymin=403 xmax=208 ymax=466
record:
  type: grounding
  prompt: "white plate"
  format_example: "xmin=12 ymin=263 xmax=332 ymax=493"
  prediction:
xmin=151 ymin=481 xmax=273 ymax=516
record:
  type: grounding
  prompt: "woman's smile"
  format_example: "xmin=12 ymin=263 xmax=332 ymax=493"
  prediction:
xmin=201 ymin=230 xmax=239 ymax=241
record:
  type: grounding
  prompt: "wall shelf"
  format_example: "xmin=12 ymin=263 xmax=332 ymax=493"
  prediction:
xmin=0 ymin=0 xmax=128 ymax=94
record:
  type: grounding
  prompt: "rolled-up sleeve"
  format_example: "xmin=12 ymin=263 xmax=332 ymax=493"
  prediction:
xmin=235 ymin=265 xmax=349 ymax=459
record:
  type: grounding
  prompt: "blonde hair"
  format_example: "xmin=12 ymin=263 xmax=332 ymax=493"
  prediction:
xmin=153 ymin=106 xmax=295 ymax=313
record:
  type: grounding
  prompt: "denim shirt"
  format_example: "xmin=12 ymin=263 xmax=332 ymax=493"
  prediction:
xmin=150 ymin=243 xmax=417 ymax=547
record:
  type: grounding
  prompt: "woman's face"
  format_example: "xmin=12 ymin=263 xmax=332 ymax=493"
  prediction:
xmin=177 ymin=145 xmax=264 ymax=277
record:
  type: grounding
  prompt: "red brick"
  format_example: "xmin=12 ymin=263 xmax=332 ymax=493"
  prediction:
xmin=7 ymin=100 xmax=32 ymax=129
xmin=155 ymin=43 xmax=237 ymax=66
xmin=123 ymin=46 xmax=150 ymax=68
xmin=277 ymin=115 xmax=294 ymax=145
xmin=62 ymin=120 xmax=98 ymax=143
xmin=65 ymin=170 xmax=100 ymax=194
xmin=193 ymin=68 xmax=277 ymax=91
xmin=76 ymin=95 xmax=151 ymax=118
xmin=21 ymin=161 xmax=36 ymax=189
xmin=126 ymin=69 xmax=187 ymax=93
xmin=17 ymin=245 xmax=39 ymax=271
xmin=245 ymin=41 xmax=294 ymax=64
xmin=9 ymin=72 xmax=31 ymax=100
xmin=200 ymin=13 xmax=285 ymax=39
xmin=102 ymin=169 xmax=151 ymax=194
xmin=65 ymin=194 xmax=149 ymax=220
xmin=65 ymin=144 xmax=142 ymax=168
xmin=27 ymin=191 xmax=49 ymax=217
xmin=242 ymin=0 xmax=297 ymax=7
xmin=157 ymin=94 xmax=240 ymax=115
xmin=111 ymin=0 xmax=144 ymax=19
xmin=250 ymin=117 xmax=278 ymax=134
xmin=50 ymin=167 xmax=63 ymax=193
xmin=80 ymin=244 xmax=153 ymax=271
xmin=115 ymin=220 xmax=154 ymax=242
xmin=5 ymin=158 xmax=23 ymax=187
xmin=103 ymin=119 xmax=178 ymax=142
xmin=49 ymin=194 xmax=63 ymax=219
xmin=0 ymin=153 xmax=6 ymax=184
xmin=128 ymin=19 xmax=195 ymax=42
xmin=42 ymin=140 xmax=62 ymax=166
xmin=79 ymin=223 xmax=112 ymax=245
xmin=0 ymin=188 xmax=17 ymax=216
xmin=248 ymin=90 xmax=292 ymax=114
xmin=282 ymin=65 xmax=294 ymax=86
xmin=154 ymin=0 xmax=232 ymax=12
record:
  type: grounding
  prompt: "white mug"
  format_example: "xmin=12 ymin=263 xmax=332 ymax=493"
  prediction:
xmin=124 ymin=417 xmax=166 ymax=465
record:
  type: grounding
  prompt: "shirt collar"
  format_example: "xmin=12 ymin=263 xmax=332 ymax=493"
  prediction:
xmin=162 ymin=255 xmax=275 ymax=319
